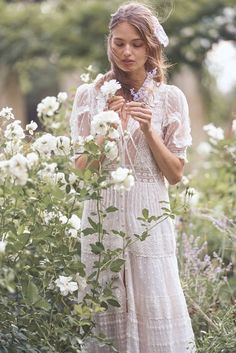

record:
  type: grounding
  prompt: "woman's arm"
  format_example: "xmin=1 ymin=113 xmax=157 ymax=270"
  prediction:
xmin=125 ymin=101 xmax=184 ymax=185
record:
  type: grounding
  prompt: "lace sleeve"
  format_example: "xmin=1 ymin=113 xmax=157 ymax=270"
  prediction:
xmin=162 ymin=85 xmax=192 ymax=161
xmin=70 ymin=83 xmax=92 ymax=142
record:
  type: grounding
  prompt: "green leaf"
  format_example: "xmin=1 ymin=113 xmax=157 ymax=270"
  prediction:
xmin=83 ymin=227 xmax=96 ymax=236
xmin=110 ymin=258 xmax=125 ymax=272
xmin=23 ymin=281 xmax=40 ymax=305
xmin=142 ymin=208 xmax=149 ymax=219
xmin=90 ymin=242 xmax=104 ymax=255
xmin=88 ymin=217 xmax=98 ymax=230
xmin=107 ymin=298 xmax=120 ymax=307
xmin=105 ymin=206 xmax=118 ymax=213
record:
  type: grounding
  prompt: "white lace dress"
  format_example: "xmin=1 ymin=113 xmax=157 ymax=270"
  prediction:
xmin=70 ymin=78 xmax=195 ymax=353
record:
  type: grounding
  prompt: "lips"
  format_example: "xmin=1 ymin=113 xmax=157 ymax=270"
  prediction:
xmin=122 ymin=60 xmax=135 ymax=64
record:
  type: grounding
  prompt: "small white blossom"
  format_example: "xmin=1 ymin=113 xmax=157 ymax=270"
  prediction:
xmin=8 ymin=153 xmax=29 ymax=185
xmin=4 ymin=140 xmax=23 ymax=155
xmin=80 ymin=73 xmax=90 ymax=83
xmin=59 ymin=215 xmax=68 ymax=224
xmin=68 ymin=214 xmax=81 ymax=230
xmin=181 ymin=176 xmax=189 ymax=186
xmin=56 ymin=136 xmax=71 ymax=156
xmin=32 ymin=133 xmax=57 ymax=156
xmin=37 ymin=96 xmax=60 ymax=118
xmin=187 ymin=187 xmax=201 ymax=206
xmin=108 ymin=127 xmax=120 ymax=140
xmin=0 ymin=107 xmax=15 ymax=120
xmin=26 ymin=120 xmax=38 ymax=135
xmin=26 ymin=152 xmax=39 ymax=168
xmin=111 ymin=167 xmax=135 ymax=191
xmin=51 ymin=122 xmax=61 ymax=129
xmin=0 ymin=240 xmax=7 ymax=253
xmin=85 ymin=135 xmax=94 ymax=143
xmin=55 ymin=275 xmax=78 ymax=296
xmin=101 ymin=79 xmax=121 ymax=99
xmin=4 ymin=120 xmax=25 ymax=140
xmin=37 ymin=162 xmax=57 ymax=180
xmin=57 ymin=92 xmax=68 ymax=103
xmin=203 ymin=123 xmax=224 ymax=142
xmin=196 ymin=141 xmax=212 ymax=156
xmin=104 ymin=140 xmax=119 ymax=160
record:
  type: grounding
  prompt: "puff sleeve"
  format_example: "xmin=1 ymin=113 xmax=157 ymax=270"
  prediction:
xmin=70 ymin=83 xmax=92 ymax=142
xmin=162 ymin=85 xmax=192 ymax=161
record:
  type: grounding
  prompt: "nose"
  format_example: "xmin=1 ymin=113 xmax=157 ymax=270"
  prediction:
xmin=123 ymin=44 xmax=132 ymax=56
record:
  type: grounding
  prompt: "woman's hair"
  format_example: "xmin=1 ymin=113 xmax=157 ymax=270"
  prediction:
xmin=96 ymin=2 xmax=169 ymax=94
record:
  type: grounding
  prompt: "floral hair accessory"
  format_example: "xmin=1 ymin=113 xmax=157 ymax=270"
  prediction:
xmin=152 ymin=16 xmax=169 ymax=47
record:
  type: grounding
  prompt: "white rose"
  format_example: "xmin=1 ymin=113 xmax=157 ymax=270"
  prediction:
xmin=91 ymin=111 xmax=120 ymax=136
xmin=104 ymin=140 xmax=119 ymax=160
xmin=26 ymin=120 xmax=38 ymax=135
xmin=203 ymin=123 xmax=224 ymax=141
xmin=55 ymin=276 xmax=78 ymax=296
xmin=111 ymin=167 xmax=134 ymax=191
xmin=100 ymin=79 xmax=121 ymax=99
xmin=0 ymin=240 xmax=7 ymax=253
xmin=57 ymin=92 xmax=68 ymax=103
xmin=4 ymin=120 xmax=25 ymax=140
xmin=37 ymin=162 xmax=57 ymax=180
xmin=32 ymin=133 xmax=57 ymax=155
xmin=0 ymin=107 xmax=15 ymax=120
xmin=59 ymin=215 xmax=68 ymax=224
xmin=37 ymin=96 xmax=60 ymax=118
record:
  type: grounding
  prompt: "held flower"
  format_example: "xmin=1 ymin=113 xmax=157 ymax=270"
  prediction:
xmin=55 ymin=276 xmax=78 ymax=296
xmin=111 ymin=167 xmax=135 ymax=191
xmin=101 ymin=79 xmax=121 ymax=99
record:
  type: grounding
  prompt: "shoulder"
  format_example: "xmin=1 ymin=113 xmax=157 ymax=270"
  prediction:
xmin=156 ymin=83 xmax=186 ymax=100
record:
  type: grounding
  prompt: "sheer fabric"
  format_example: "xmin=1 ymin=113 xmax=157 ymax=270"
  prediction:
xmin=70 ymin=79 xmax=195 ymax=353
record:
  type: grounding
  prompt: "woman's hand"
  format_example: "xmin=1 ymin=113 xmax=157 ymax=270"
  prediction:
xmin=107 ymin=95 xmax=129 ymax=130
xmin=125 ymin=101 xmax=153 ymax=135
xmin=107 ymin=95 xmax=125 ymax=114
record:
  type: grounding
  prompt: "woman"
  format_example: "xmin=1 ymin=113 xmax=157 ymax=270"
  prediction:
xmin=70 ymin=2 xmax=195 ymax=353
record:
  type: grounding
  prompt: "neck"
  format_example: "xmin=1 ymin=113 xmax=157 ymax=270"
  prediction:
xmin=126 ymin=70 xmax=147 ymax=90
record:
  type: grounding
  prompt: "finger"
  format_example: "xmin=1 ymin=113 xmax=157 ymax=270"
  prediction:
xmin=126 ymin=107 xmax=151 ymax=114
xmin=126 ymin=101 xmax=147 ymax=108
xmin=129 ymin=111 xmax=152 ymax=120
xmin=108 ymin=103 xmax=124 ymax=112
xmin=107 ymin=96 xmax=125 ymax=104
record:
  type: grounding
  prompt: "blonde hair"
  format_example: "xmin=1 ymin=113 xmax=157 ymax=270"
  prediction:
xmin=97 ymin=2 xmax=169 ymax=94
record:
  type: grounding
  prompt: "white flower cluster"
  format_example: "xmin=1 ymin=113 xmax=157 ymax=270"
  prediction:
xmin=32 ymin=134 xmax=71 ymax=157
xmin=104 ymin=140 xmax=119 ymax=161
xmin=111 ymin=167 xmax=134 ymax=191
xmin=203 ymin=123 xmax=224 ymax=142
xmin=37 ymin=92 xmax=68 ymax=118
xmin=0 ymin=240 xmax=7 ymax=254
xmin=4 ymin=120 xmax=25 ymax=140
xmin=101 ymin=79 xmax=121 ymax=99
xmin=0 ymin=107 xmax=15 ymax=121
xmin=43 ymin=209 xmax=81 ymax=238
xmin=91 ymin=111 xmax=120 ymax=137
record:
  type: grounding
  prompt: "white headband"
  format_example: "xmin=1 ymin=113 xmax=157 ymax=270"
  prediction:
xmin=152 ymin=16 xmax=169 ymax=47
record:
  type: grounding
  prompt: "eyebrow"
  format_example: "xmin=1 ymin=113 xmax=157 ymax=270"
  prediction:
xmin=113 ymin=37 xmax=143 ymax=42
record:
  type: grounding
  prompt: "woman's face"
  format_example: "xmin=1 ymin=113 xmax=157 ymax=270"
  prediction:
xmin=110 ymin=22 xmax=148 ymax=76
